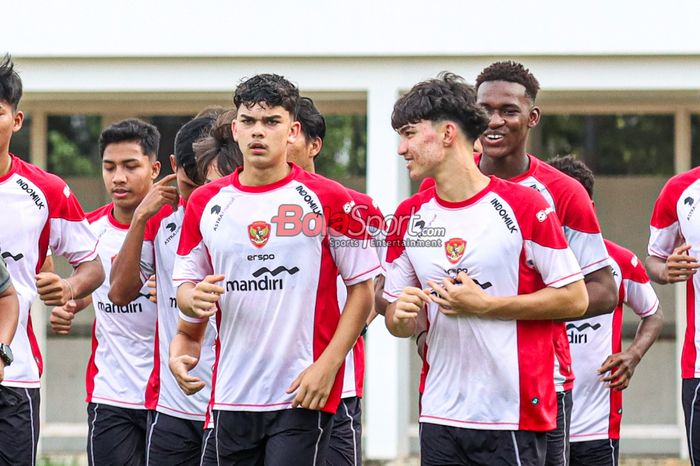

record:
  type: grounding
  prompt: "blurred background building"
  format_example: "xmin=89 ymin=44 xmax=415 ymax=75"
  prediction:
xmin=6 ymin=0 xmax=700 ymax=460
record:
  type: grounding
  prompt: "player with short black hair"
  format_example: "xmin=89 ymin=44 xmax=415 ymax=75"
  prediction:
xmin=193 ymin=109 xmax=243 ymax=183
xmin=171 ymin=74 xmax=380 ymax=465
xmin=550 ymin=155 xmax=663 ymax=466
xmin=0 ymin=53 xmax=104 ymax=465
xmin=49 ymin=117 xmax=162 ymax=466
xmin=384 ymin=72 xmax=588 ymax=465
xmin=475 ymin=60 xmax=541 ymax=102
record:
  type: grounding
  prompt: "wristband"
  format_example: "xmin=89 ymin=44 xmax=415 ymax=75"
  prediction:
xmin=61 ymin=278 xmax=75 ymax=302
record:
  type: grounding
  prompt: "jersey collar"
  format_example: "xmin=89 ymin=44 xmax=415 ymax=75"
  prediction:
xmin=231 ymin=163 xmax=298 ymax=193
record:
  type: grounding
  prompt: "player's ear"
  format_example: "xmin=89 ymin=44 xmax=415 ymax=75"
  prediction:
xmin=169 ymin=154 xmax=177 ymax=173
xmin=151 ymin=159 xmax=161 ymax=180
xmin=528 ymin=106 xmax=541 ymax=129
xmin=442 ymin=122 xmax=458 ymax=146
xmin=288 ymin=121 xmax=301 ymax=144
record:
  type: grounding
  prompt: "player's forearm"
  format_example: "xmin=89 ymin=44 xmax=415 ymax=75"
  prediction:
xmin=109 ymin=219 xmax=148 ymax=305
xmin=69 ymin=258 xmax=105 ymax=299
xmin=487 ymin=280 xmax=588 ymax=320
xmin=374 ymin=275 xmax=389 ymax=316
xmin=176 ymin=282 xmax=197 ymax=317
xmin=579 ymin=266 xmax=617 ymax=318
xmin=627 ymin=307 xmax=664 ymax=361
xmin=320 ymin=279 xmax=373 ymax=368
xmin=645 ymin=255 xmax=669 ymax=284
xmin=0 ymin=286 xmax=19 ymax=344
xmin=385 ymin=302 xmax=417 ymax=337
xmin=170 ymin=319 xmax=207 ymax=361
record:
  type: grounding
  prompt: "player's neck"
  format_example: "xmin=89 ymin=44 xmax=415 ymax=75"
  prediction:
xmin=0 ymin=152 xmax=11 ymax=177
xmin=239 ymin=161 xmax=291 ymax=187
xmin=433 ymin=148 xmax=490 ymax=203
xmin=479 ymin=150 xmax=530 ymax=180
xmin=111 ymin=204 xmax=135 ymax=226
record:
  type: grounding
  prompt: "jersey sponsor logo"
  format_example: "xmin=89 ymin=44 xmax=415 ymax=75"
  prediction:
xmin=164 ymin=222 xmax=180 ymax=245
xmin=1 ymin=251 xmax=24 ymax=262
xmin=343 ymin=201 xmax=355 ymax=214
xmin=294 ymin=185 xmax=323 ymax=215
xmin=536 ymin=207 xmax=555 ymax=222
xmin=225 ymin=265 xmax=299 ymax=292
xmin=16 ymin=178 xmax=46 ymax=210
xmin=685 ymin=196 xmax=694 ymax=206
xmin=631 ymin=255 xmax=639 ymax=267
xmin=566 ymin=322 xmax=602 ymax=344
xmin=166 ymin=222 xmax=177 ymax=233
xmin=212 ymin=199 xmax=235 ymax=231
xmin=247 ymin=253 xmax=276 ymax=261
xmin=489 ymin=198 xmax=518 ymax=233
xmin=445 ymin=267 xmax=492 ymax=290
xmin=169 ymin=297 xmax=178 ymax=308
xmin=63 ymin=185 xmax=71 ymax=198
xmin=97 ymin=300 xmax=143 ymax=313
xmin=211 ymin=205 xmax=221 ymax=214
xmin=444 ymin=238 xmax=466 ymax=264
xmin=248 ymin=221 xmax=271 ymax=248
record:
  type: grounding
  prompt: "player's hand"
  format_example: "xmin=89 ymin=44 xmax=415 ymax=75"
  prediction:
xmin=182 ymin=275 xmax=225 ymax=318
xmin=393 ymin=287 xmax=431 ymax=326
xmin=598 ymin=350 xmax=641 ymax=391
xmin=287 ymin=358 xmax=339 ymax=411
xmin=663 ymin=244 xmax=700 ymax=283
xmin=50 ymin=300 xmax=78 ymax=335
xmin=169 ymin=354 xmax=205 ymax=395
xmin=430 ymin=272 xmax=493 ymax=316
xmin=134 ymin=174 xmax=179 ymax=221
xmin=147 ymin=275 xmax=157 ymax=303
xmin=36 ymin=273 xmax=70 ymax=306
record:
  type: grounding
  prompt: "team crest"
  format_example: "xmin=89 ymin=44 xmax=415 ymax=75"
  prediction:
xmin=248 ymin=221 xmax=271 ymax=249
xmin=444 ymin=238 xmax=466 ymax=264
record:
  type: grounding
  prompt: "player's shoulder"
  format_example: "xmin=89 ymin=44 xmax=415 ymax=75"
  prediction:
xmin=658 ymin=167 xmax=700 ymax=204
xmin=395 ymin=186 xmax=435 ymax=217
xmin=531 ymin=156 xmax=591 ymax=199
xmin=292 ymin=166 xmax=355 ymax=210
xmin=188 ymin=174 xmax=232 ymax=206
xmin=492 ymin=176 xmax=550 ymax=210
xmin=11 ymin=156 xmax=72 ymax=196
xmin=86 ymin=203 xmax=113 ymax=224
xmin=604 ymin=238 xmax=642 ymax=275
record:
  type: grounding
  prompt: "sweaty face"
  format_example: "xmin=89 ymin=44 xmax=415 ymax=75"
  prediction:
xmin=476 ymin=80 xmax=539 ymax=160
xmin=0 ymin=100 xmax=23 ymax=158
xmin=397 ymin=120 xmax=445 ymax=181
xmin=233 ymin=103 xmax=299 ymax=171
xmin=102 ymin=141 xmax=158 ymax=212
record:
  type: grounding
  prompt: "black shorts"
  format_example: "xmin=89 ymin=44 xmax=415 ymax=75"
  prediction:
xmin=327 ymin=397 xmax=362 ymax=465
xmin=682 ymin=378 xmax=700 ymax=465
xmin=0 ymin=385 xmax=39 ymax=466
xmin=146 ymin=411 xmax=205 ymax=466
xmin=201 ymin=409 xmax=333 ymax=466
xmin=569 ymin=439 xmax=619 ymax=466
xmin=545 ymin=389 xmax=572 ymax=466
xmin=419 ymin=422 xmax=547 ymax=466
xmin=87 ymin=403 xmax=149 ymax=466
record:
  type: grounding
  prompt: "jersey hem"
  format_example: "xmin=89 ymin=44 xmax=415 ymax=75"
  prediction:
xmin=87 ymin=395 xmax=148 ymax=410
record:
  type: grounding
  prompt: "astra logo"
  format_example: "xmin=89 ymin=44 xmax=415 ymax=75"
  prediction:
xmin=566 ymin=322 xmax=602 ymax=344
xmin=226 ymin=266 xmax=299 ymax=292
xmin=489 ymin=198 xmax=518 ymax=233
xmin=211 ymin=205 xmax=221 ymax=215
xmin=1 ymin=251 xmax=24 ymax=262
xmin=166 ymin=223 xmax=177 ymax=233
xmin=16 ymin=178 xmax=45 ymax=210
xmin=685 ymin=197 xmax=694 ymax=206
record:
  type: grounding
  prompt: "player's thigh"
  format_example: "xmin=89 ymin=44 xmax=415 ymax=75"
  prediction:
xmin=266 ymin=409 xmax=333 ymax=466
xmin=0 ymin=386 xmax=39 ymax=466
xmin=87 ymin=403 xmax=148 ymax=466
xmin=146 ymin=411 xmax=204 ymax=466
xmin=569 ymin=440 xmax=619 ymax=466
xmin=545 ymin=390 xmax=570 ymax=466
xmin=200 ymin=410 xmax=265 ymax=466
xmin=327 ymin=397 xmax=362 ymax=466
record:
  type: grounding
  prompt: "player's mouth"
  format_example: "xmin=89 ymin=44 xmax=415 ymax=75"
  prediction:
xmin=111 ymin=188 xmax=130 ymax=199
xmin=249 ymin=142 xmax=268 ymax=155
xmin=482 ymin=133 xmax=505 ymax=145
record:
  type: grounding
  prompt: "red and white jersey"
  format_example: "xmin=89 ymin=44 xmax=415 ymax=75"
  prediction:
xmin=336 ymin=189 xmax=385 ymax=399
xmin=421 ymin=154 xmax=608 ymax=391
xmin=570 ymin=240 xmax=659 ymax=441
xmin=140 ymin=202 xmax=217 ymax=421
xmin=384 ymin=177 xmax=583 ymax=431
xmin=173 ymin=164 xmax=381 ymax=415
xmin=649 ymin=167 xmax=700 ymax=378
xmin=0 ymin=155 xmax=97 ymax=388
xmin=85 ymin=204 xmax=157 ymax=409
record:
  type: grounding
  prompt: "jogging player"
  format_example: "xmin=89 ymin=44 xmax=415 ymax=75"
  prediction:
xmin=0 ymin=54 xmax=104 ymax=466
xmin=287 ymin=96 xmax=384 ymax=465
xmin=50 ymin=119 xmax=162 ymax=465
xmin=384 ymin=72 xmax=588 ymax=465
xmin=647 ymin=164 xmax=700 ymax=463
xmin=171 ymin=74 xmax=380 ymax=465
xmin=109 ymin=115 xmax=241 ymax=465
xmin=550 ymin=155 xmax=662 ymax=466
